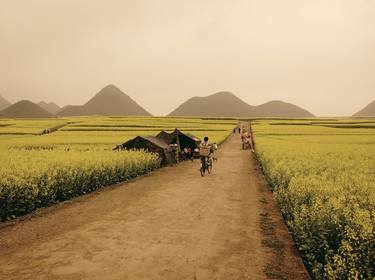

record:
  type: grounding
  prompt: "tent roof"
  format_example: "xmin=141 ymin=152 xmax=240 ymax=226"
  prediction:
xmin=123 ymin=135 xmax=170 ymax=149
xmin=172 ymin=129 xmax=201 ymax=142
xmin=184 ymin=133 xmax=201 ymax=142
xmin=121 ymin=129 xmax=201 ymax=150
xmin=141 ymin=136 xmax=170 ymax=148
xmin=156 ymin=130 xmax=172 ymax=140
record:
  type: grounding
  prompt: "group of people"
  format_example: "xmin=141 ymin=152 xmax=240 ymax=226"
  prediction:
xmin=170 ymin=124 xmax=253 ymax=171
xmin=190 ymin=125 xmax=253 ymax=171
xmin=234 ymin=127 xmax=242 ymax=134
xmin=169 ymin=137 xmax=218 ymax=165
xmin=181 ymin=147 xmax=194 ymax=161
xmin=197 ymin=125 xmax=255 ymax=171
xmin=170 ymin=144 xmax=202 ymax=163
xmin=169 ymin=144 xmax=193 ymax=163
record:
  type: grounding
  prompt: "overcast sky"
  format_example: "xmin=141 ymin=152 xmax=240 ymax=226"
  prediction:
xmin=1 ymin=0 xmax=374 ymax=116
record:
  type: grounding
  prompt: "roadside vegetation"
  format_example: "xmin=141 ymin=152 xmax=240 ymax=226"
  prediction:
xmin=253 ymin=119 xmax=375 ymax=279
xmin=0 ymin=117 xmax=236 ymax=221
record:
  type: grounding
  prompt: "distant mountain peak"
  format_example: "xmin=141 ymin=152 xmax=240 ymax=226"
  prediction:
xmin=38 ymin=101 xmax=61 ymax=114
xmin=103 ymin=84 xmax=119 ymax=90
xmin=252 ymin=100 xmax=314 ymax=117
xmin=94 ymin=84 xmax=124 ymax=97
xmin=169 ymin=91 xmax=314 ymax=118
xmin=58 ymin=85 xmax=151 ymax=116
xmin=169 ymin=91 xmax=253 ymax=117
xmin=354 ymin=100 xmax=375 ymax=117
xmin=0 ymin=100 xmax=55 ymax=118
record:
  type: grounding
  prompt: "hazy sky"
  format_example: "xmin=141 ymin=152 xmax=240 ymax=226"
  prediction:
xmin=1 ymin=0 xmax=375 ymax=116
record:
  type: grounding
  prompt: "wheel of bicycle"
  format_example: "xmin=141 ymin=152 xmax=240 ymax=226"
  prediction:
xmin=199 ymin=162 xmax=206 ymax=177
xmin=200 ymin=164 xmax=205 ymax=177
xmin=207 ymin=158 xmax=213 ymax=174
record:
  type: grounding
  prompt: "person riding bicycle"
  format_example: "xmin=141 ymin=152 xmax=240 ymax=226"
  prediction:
xmin=201 ymin=136 xmax=209 ymax=147
xmin=200 ymin=136 xmax=211 ymax=167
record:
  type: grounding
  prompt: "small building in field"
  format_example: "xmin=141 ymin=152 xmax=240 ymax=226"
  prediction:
xmin=116 ymin=129 xmax=201 ymax=165
xmin=119 ymin=136 xmax=175 ymax=166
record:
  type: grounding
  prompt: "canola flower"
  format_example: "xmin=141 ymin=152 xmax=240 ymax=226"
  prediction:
xmin=0 ymin=148 xmax=160 ymax=221
xmin=0 ymin=117 xmax=236 ymax=222
xmin=253 ymin=121 xmax=375 ymax=280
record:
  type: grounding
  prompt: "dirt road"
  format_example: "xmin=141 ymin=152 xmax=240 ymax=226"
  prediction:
xmin=0 ymin=132 xmax=309 ymax=280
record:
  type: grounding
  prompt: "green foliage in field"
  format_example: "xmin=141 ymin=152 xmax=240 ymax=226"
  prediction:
xmin=0 ymin=117 xmax=235 ymax=221
xmin=253 ymin=120 xmax=375 ymax=279
xmin=0 ymin=150 xmax=160 ymax=221
xmin=0 ymin=117 xmax=235 ymax=149
xmin=0 ymin=119 xmax=68 ymax=135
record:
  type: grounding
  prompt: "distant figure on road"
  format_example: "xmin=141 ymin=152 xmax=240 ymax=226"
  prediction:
xmin=213 ymin=142 xmax=218 ymax=151
xmin=212 ymin=142 xmax=218 ymax=162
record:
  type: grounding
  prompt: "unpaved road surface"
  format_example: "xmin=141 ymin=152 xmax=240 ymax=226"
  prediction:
xmin=0 ymin=133 xmax=309 ymax=280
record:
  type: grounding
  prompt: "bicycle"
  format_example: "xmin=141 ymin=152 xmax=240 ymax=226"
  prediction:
xmin=200 ymin=156 xmax=213 ymax=176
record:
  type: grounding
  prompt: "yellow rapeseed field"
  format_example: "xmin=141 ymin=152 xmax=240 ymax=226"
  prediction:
xmin=253 ymin=120 xmax=375 ymax=280
xmin=0 ymin=117 xmax=235 ymax=221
